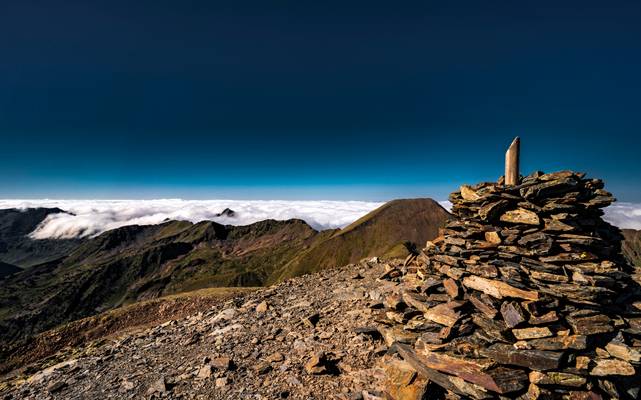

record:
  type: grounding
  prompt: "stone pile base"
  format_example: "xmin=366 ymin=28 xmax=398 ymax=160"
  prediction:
xmin=380 ymin=171 xmax=641 ymax=399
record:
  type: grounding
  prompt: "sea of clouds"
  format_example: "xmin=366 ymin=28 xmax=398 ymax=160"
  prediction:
xmin=0 ymin=199 xmax=639 ymax=240
xmin=603 ymin=202 xmax=641 ymax=230
xmin=0 ymin=199 xmax=384 ymax=239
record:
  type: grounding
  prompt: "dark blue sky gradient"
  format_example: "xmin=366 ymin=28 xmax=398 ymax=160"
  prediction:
xmin=1 ymin=1 xmax=640 ymax=200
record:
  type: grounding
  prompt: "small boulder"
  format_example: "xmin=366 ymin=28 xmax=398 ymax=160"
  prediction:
xmin=255 ymin=301 xmax=268 ymax=313
xmin=196 ymin=365 xmax=212 ymax=379
xmin=211 ymin=356 xmax=233 ymax=371
xmin=254 ymin=361 xmax=272 ymax=375
xmin=304 ymin=352 xmax=340 ymax=375
xmin=146 ymin=377 xmax=167 ymax=395
xmin=47 ymin=381 xmax=67 ymax=394
xmin=265 ymin=352 xmax=285 ymax=363
xmin=119 ymin=380 xmax=135 ymax=392
xmin=305 ymin=352 xmax=328 ymax=375
xmin=215 ymin=377 xmax=228 ymax=387
xmin=302 ymin=313 xmax=320 ymax=328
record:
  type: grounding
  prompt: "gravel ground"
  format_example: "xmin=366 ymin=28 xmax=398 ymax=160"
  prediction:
xmin=1 ymin=259 xmax=400 ymax=400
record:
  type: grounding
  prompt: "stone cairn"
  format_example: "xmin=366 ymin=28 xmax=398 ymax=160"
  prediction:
xmin=380 ymin=170 xmax=641 ymax=399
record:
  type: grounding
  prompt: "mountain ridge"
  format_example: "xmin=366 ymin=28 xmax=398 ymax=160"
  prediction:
xmin=0 ymin=199 xmax=449 ymax=348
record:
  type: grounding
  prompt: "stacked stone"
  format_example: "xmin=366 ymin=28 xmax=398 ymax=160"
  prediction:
xmin=381 ymin=171 xmax=641 ymax=399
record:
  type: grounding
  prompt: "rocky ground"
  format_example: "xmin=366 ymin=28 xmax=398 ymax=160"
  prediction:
xmin=0 ymin=259 xmax=402 ymax=399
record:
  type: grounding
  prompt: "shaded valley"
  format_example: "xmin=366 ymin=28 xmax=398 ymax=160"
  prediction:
xmin=0 ymin=208 xmax=82 ymax=268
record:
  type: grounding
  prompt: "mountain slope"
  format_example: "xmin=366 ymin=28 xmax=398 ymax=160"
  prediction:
xmin=0 ymin=218 xmax=317 ymax=345
xmin=274 ymin=198 xmax=451 ymax=282
xmin=0 ymin=208 xmax=82 ymax=268
xmin=0 ymin=286 xmax=257 ymax=375
xmin=623 ymin=229 xmax=641 ymax=269
xmin=0 ymin=198 xmax=450 ymax=350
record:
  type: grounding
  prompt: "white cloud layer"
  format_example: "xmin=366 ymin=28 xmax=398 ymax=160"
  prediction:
xmin=0 ymin=199 xmax=384 ymax=239
xmin=0 ymin=199 xmax=639 ymax=240
xmin=439 ymin=201 xmax=453 ymax=212
xmin=603 ymin=202 xmax=641 ymax=230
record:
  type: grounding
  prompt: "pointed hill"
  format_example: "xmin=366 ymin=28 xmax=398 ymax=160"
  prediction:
xmin=273 ymin=198 xmax=451 ymax=282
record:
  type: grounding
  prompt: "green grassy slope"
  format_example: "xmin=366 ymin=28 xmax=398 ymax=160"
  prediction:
xmin=272 ymin=198 xmax=451 ymax=282
xmin=0 ymin=219 xmax=316 ymax=344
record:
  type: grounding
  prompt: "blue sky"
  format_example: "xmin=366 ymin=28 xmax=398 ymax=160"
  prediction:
xmin=1 ymin=0 xmax=640 ymax=201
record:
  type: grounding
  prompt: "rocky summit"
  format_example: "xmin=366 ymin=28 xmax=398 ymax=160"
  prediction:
xmin=379 ymin=171 xmax=641 ymax=399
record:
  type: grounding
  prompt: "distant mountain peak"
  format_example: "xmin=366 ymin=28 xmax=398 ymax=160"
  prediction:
xmin=215 ymin=208 xmax=236 ymax=217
